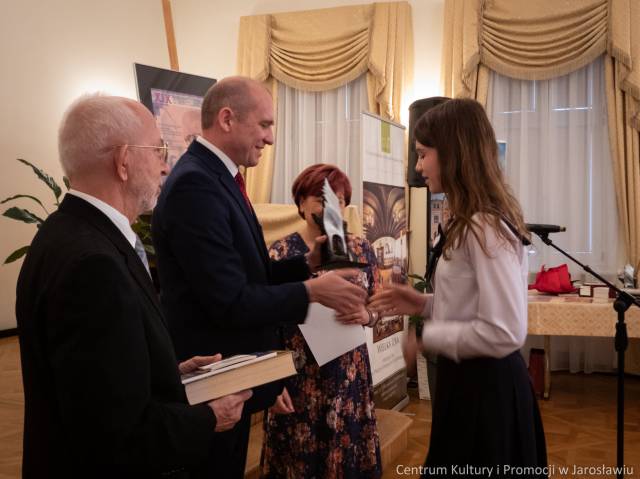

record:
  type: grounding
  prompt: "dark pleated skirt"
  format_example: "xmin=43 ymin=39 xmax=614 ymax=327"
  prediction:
xmin=422 ymin=351 xmax=548 ymax=478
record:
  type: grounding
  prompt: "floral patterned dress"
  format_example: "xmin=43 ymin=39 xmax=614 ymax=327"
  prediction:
xmin=260 ymin=232 xmax=382 ymax=479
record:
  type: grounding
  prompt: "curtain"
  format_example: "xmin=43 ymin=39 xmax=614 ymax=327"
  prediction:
xmin=237 ymin=2 xmax=413 ymax=203
xmin=440 ymin=0 xmax=490 ymax=104
xmin=488 ymin=56 xmax=620 ymax=277
xmin=271 ymin=75 xmax=368 ymax=207
xmin=606 ymin=57 xmax=640 ymax=373
xmin=440 ymin=0 xmax=640 ymax=119
xmin=606 ymin=1 xmax=640 ymax=376
xmin=244 ymin=78 xmax=278 ymax=205
xmin=488 ymin=56 xmax=620 ymax=373
xmin=443 ymin=0 xmax=611 ymax=94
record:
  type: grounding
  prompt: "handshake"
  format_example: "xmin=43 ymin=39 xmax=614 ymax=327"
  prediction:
xmin=303 ymin=260 xmax=429 ymax=327
xmin=302 ymin=234 xmax=428 ymax=322
xmin=302 ymin=235 xmax=374 ymax=326
xmin=303 ymin=268 xmax=370 ymax=323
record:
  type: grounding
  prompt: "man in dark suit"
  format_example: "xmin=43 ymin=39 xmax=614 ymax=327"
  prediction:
xmin=16 ymin=94 xmax=252 ymax=479
xmin=152 ymin=77 xmax=367 ymax=477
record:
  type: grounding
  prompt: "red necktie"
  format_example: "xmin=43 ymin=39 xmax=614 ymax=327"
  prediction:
xmin=234 ymin=172 xmax=253 ymax=211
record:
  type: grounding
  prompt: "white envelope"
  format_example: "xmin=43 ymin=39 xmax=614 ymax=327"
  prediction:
xmin=298 ymin=303 xmax=366 ymax=366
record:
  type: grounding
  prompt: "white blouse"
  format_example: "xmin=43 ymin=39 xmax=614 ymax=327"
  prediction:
xmin=421 ymin=214 xmax=529 ymax=362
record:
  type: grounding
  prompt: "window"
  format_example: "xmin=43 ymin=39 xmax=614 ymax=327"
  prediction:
xmin=487 ymin=56 xmax=619 ymax=276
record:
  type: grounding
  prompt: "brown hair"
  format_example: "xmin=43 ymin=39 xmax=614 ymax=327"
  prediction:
xmin=413 ymin=98 xmax=529 ymax=258
xmin=292 ymin=164 xmax=352 ymax=218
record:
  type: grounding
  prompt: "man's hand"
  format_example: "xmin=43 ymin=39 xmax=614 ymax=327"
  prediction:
xmin=368 ymin=284 xmax=429 ymax=317
xmin=270 ymin=387 xmax=294 ymax=415
xmin=335 ymin=305 xmax=369 ymax=325
xmin=305 ymin=235 xmax=327 ymax=273
xmin=207 ymin=389 xmax=253 ymax=432
xmin=178 ymin=354 xmax=222 ymax=375
xmin=304 ymin=269 xmax=367 ymax=315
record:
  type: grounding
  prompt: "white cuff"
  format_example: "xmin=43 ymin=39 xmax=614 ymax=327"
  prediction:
xmin=421 ymin=319 xmax=464 ymax=363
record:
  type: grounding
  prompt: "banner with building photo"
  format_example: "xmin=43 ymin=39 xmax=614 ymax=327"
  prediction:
xmin=361 ymin=112 xmax=409 ymax=410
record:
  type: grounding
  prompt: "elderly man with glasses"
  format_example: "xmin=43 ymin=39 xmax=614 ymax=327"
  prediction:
xmin=16 ymin=93 xmax=251 ymax=479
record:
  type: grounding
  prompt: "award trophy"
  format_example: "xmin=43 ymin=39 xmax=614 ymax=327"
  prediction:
xmin=311 ymin=179 xmax=367 ymax=270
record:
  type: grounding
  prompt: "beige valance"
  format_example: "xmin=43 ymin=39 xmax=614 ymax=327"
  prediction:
xmin=481 ymin=0 xmax=608 ymax=81
xmin=240 ymin=5 xmax=370 ymax=92
xmin=442 ymin=0 xmax=640 ymax=129
xmin=237 ymin=1 xmax=413 ymax=121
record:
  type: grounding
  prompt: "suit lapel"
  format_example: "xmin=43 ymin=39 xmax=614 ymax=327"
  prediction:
xmin=59 ymin=195 xmax=166 ymax=323
xmin=219 ymin=174 xmax=270 ymax=265
xmin=188 ymin=142 xmax=271 ymax=267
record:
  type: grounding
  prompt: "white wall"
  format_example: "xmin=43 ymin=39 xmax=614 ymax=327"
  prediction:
xmin=0 ymin=0 xmax=443 ymax=331
xmin=0 ymin=0 xmax=170 ymax=330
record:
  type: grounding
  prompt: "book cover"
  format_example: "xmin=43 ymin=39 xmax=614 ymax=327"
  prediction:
xmin=181 ymin=350 xmax=297 ymax=405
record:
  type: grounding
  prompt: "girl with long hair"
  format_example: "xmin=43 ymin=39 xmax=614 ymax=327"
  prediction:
xmin=370 ymin=98 xmax=547 ymax=477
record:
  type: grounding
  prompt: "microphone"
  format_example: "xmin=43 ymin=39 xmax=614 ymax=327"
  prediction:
xmin=525 ymin=223 xmax=566 ymax=235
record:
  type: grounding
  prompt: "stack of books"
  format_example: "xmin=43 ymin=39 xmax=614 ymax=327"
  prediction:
xmin=181 ymin=351 xmax=296 ymax=405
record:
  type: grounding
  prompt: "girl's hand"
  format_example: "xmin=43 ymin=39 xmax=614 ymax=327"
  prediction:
xmin=369 ymin=283 xmax=429 ymax=317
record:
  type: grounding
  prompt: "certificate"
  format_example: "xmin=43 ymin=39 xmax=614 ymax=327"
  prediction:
xmin=298 ymin=303 xmax=366 ymax=366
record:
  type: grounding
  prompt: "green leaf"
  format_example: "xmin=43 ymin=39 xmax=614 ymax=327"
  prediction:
xmin=0 ymin=194 xmax=49 ymax=215
xmin=413 ymin=281 xmax=427 ymax=292
xmin=63 ymin=176 xmax=70 ymax=190
xmin=408 ymin=273 xmax=425 ymax=281
xmin=17 ymin=158 xmax=62 ymax=202
xmin=3 ymin=206 xmax=44 ymax=225
xmin=4 ymin=245 xmax=29 ymax=264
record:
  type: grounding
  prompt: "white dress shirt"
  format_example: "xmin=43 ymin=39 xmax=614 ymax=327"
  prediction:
xmin=66 ymin=189 xmax=136 ymax=249
xmin=196 ymin=136 xmax=238 ymax=178
xmin=421 ymin=214 xmax=528 ymax=362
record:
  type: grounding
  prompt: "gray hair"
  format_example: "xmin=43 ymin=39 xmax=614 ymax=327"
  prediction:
xmin=201 ymin=77 xmax=263 ymax=129
xmin=58 ymin=93 xmax=143 ymax=179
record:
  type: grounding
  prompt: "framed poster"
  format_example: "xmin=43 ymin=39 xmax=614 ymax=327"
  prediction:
xmin=134 ymin=63 xmax=216 ymax=169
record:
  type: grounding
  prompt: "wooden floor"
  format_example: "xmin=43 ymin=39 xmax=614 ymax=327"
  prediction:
xmin=2 ymin=335 xmax=639 ymax=478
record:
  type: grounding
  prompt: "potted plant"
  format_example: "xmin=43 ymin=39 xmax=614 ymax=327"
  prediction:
xmin=1 ymin=159 xmax=68 ymax=264
xmin=2 ymin=159 xmax=154 ymax=264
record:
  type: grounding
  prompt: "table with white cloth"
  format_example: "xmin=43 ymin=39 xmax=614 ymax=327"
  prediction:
xmin=527 ymin=295 xmax=640 ymax=398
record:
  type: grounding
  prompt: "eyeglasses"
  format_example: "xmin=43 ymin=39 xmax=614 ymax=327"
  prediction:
xmin=115 ymin=142 xmax=169 ymax=164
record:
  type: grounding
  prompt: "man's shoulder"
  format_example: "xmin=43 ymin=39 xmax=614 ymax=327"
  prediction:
xmin=34 ymin=208 xmax=119 ymax=259
xmin=158 ymin=154 xmax=236 ymax=215
xmin=19 ymin=208 xmax=125 ymax=293
xmin=165 ymin=151 xmax=224 ymax=191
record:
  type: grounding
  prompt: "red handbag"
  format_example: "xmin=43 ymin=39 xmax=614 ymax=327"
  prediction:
xmin=528 ymin=264 xmax=576 ymax=294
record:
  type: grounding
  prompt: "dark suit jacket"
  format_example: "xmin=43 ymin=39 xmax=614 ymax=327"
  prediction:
xmin=16 ymin=195 xmax=217 ymax=479
xmin=152 ymin=141 xmax=310 ymax=411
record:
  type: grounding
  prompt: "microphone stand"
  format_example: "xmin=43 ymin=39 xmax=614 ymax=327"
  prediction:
xmin=533 ymin=232 xmax=640 ymax=479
